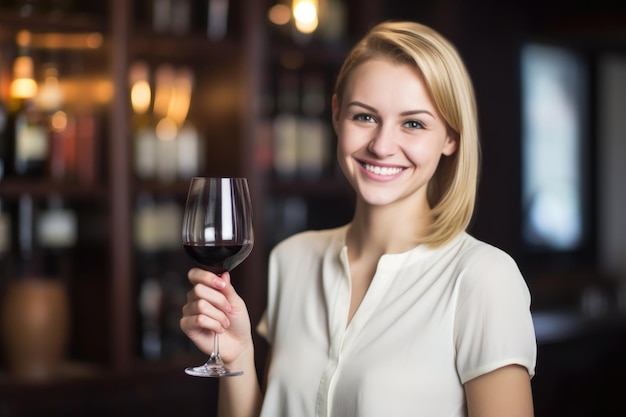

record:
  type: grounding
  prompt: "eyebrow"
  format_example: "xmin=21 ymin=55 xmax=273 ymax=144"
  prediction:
xmin=346 ymin=101 xmax=436 ymax=119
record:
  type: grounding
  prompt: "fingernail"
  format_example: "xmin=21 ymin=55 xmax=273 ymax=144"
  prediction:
xmin=215 ymin=278 xmax=226 ymax=288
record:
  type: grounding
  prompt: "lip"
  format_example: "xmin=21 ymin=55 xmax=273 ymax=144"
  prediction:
xmin=357 ymin=159 xmax=407 ymax=180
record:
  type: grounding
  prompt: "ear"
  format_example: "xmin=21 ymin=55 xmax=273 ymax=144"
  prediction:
xmin=442 ymin=130 xmax=459 ymax=156
xmin=331 ymin=94 xmax=340 ymax=134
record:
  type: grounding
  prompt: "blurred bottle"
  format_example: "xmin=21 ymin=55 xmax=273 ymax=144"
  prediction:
xmin=12 ymin=97 xmax=48 ymax=178
xmin=298 ymin=74 xmax=331 ymax=179
xmin=9 ymin=32 xmax=48 ymax=179
xmin=13 ymin=194 xmax=39 ymax=278
xmin=138 ymin=267 xmax=163 ymax=360
xmin=318 ymin=0 xmax=346 ymax=43
xmin=272 ymin=72 xmax=300 ymax=180
xmin=170 ymin=0 xmax=191 ymax=35
xmin=37 ymin=64 xmax=68 ymax=181
xmin=207 ymin=0 xmax=229 ymax=40
xmin=37 ymin=195 xmax=77 ymax=281
xmin=152 ymin=0 xmax=171 ymax=32
xmin=177 ymin=122 xmax=203 ymax=179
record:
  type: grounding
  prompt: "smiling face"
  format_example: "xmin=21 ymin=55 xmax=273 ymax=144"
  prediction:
xmin=333 ymin=58 xmax=458 ymax=210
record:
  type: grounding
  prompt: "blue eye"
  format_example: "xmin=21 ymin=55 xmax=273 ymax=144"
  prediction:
xmin=404 ymin=120 xmax=425 ymax=129
xmin=353 ymin=113 xmax=376 ymax=123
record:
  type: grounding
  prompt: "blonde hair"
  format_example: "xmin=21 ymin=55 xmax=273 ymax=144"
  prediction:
xmin=334 ymin=21 xmax=480 ymax=247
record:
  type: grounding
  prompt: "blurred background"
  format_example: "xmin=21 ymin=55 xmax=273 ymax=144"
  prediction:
xmin=0 ymin=0 xmax=624 ymax=416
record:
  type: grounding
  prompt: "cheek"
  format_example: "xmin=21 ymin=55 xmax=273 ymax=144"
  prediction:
xmin=336 ymin=137 xmax=352 ymax=172
xmin=405 ymin=141 xmax=444 ymax=171
xmin=336 ymin=126 xmax=359 ymax=158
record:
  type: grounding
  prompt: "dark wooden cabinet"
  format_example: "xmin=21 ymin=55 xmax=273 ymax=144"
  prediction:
xmin=1 ymin=0 xmax=624 ymax=415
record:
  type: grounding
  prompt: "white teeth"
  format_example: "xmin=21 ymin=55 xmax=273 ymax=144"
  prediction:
xmin=364 ymin=164 xmax=403 ymax=176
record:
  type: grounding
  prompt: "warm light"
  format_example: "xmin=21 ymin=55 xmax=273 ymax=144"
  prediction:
xmin=10 ymin=56 xmax=38 ymax=99
xmin=129 ymin=61 xmax=151 ymax=114
xmin=155 ymin=117 xmax=178 ymax=141
xmin=293 ymin=0 xmax=318 ymax=34
xmin=16 ymin=30 xmax=31 ymax=48
xmin=50 ymin=111 xmax=68 ymax=132
xmin=85 ymin=32 xmax=103 ymax=49
xmin=167 ymin=67 xmax=194 ymax=126
xmin=268 ymin=4 xmax=291 ymax=25
xmin=131 ymin=80 xmax=152 ymax=114
xmin=37 ymin=65 xmax=63 ymax=111
xmin=153 ymin=64 xmax=175 ymax=118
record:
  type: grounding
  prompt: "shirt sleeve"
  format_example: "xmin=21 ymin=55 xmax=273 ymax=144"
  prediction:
xmin=453 ymin=246 xmax=537 ymax=383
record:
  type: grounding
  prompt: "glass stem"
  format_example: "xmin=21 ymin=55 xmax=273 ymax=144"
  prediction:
xmin=213 ymin=333 xmax=220 ymax=359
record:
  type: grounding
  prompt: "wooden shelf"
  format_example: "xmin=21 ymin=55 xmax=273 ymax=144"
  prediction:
xmin=130 ymin=30 xmax=243 ymax=62
xmin=0 ymin=9 xmax=107 ymax=42
xmin=0 ymin=179 xmax=107 ymax=201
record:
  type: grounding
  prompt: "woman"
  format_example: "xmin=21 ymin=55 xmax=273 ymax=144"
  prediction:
xmin=181 ymin=21 xmax=537 ymax=417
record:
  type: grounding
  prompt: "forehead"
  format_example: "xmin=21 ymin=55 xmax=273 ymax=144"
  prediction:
xmin=342 ymin=58 xmax=435 ymax=110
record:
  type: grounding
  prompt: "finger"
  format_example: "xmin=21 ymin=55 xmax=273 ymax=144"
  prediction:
xmin=187 ymin=281 xmax=232 ymax=312
xmin=188 ymin=268 xmax=228 ymax=291
xmin=184 ymin=297 xmax=230 ymax=326
xmin=215 ymin=271 xmax=239 ymax=300
xmin=180 ymin=314 xmax=223 ymax=338
xmin=181 ymin=300 xmax=230 ymax=332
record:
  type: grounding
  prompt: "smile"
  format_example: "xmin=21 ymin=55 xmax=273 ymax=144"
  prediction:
xmin=362 ymin=163 xmax=404 ymax=176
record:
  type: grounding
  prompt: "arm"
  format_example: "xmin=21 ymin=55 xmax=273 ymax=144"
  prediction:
xmin=464 ymin=364 xmax=534 ymax=417
xmin=180 ymin=268 xmax=263 ymax=417
xmin=217 ymin=353 xmax=263 ymax=417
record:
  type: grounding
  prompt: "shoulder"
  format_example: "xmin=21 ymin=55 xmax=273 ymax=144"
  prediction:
xmin=454 ymin=234 xmax=520 ymax=270
xmin=451 ymin=234 xmax=527 ymax=295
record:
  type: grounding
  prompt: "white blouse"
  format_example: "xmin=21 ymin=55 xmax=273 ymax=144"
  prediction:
xmin=257 ymin=226 xmax=536 ymax=417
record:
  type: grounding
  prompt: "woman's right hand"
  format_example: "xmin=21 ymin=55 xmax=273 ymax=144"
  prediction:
xmin=180 ymin=268 xmax=253 ymax=365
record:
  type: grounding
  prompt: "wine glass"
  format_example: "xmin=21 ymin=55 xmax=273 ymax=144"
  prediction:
xmin=182 ymin=177 xmax=254 ymax=377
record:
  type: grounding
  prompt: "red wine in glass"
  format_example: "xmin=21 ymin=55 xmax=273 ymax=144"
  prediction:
xmin=183 ymin=242 xmax=253 ymax=275
xmin=182 ymin=177 xmax=254 ymax=377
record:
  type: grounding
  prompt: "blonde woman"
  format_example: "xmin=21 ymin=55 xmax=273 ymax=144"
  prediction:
xmin=181 ymin=21 xmax=536 ymax=417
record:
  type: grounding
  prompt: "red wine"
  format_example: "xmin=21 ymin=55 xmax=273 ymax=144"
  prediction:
xmin=183 ymin=242 xmax=252 ymax=274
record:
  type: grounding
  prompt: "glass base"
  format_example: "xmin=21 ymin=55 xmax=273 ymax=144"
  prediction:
xmin=185 ymin=353 xmax=243 ymax=378
xmin=185 ymin=363 xmax=243 ymax=377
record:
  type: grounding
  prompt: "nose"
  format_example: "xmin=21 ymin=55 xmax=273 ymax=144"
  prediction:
xmin=367 ymin=124 xmax=398 ymax=157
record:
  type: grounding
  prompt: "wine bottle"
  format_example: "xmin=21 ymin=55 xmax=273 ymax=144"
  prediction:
xmin=207 ymin=0 xmax=229 ymax=40
xmin=176 ymin=122 xmax=202 ymax=179
xmin=13 ymin=98 xmax=49 ymax=178
xmin=170 ymin=0 xmax=191 ymax=35
xmin=272 ymin=72 xmax=300 ymax=180
xmin=139 ymin=274 xmax=163 ymax=359
xmin=75 ymin=108 xmax=100 ymax=185
xmin=152 ymin=0 xmax=171 ymax=32
xmin=298 ymin=74 xmax=331 ymax=179
xmin=14 ymin=194 xmax=39 ymax=279
xmin=318 ymin=0 xmax=347 ymax=43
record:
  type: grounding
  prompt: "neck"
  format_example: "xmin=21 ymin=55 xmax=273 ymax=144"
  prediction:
xmin=346 ymin=198 xmax=432 ymax=258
